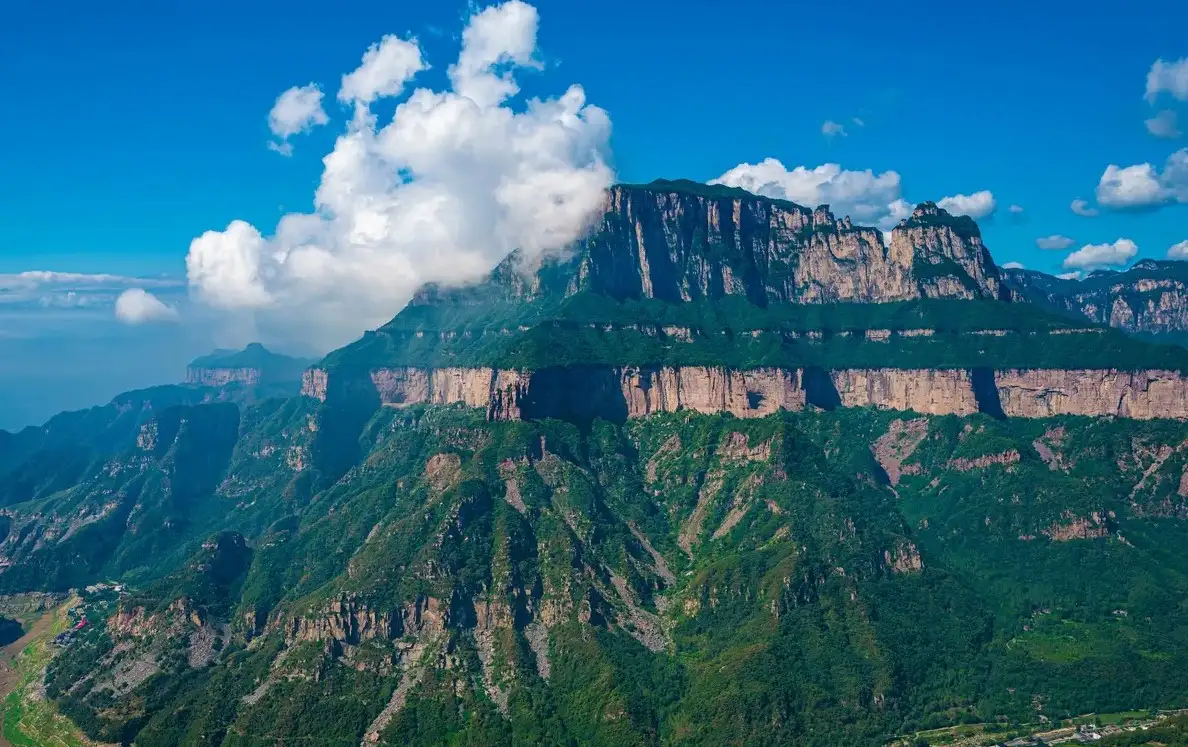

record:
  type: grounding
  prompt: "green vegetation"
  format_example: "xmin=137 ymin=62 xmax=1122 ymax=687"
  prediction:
xmin=327 ymin=292 xmax=1188 ymax=373
xmin=0 ymin=404 xmax=1183 ymax=745
xmin=1099 ymin=714 xmax=1188 ymax=745
xmin=2 ymin=599 xmax=99 ymax=747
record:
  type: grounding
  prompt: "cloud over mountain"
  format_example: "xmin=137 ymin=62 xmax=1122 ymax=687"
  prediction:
xmin=1063 ymin=238 xmax=1138 ymax=271
xmin=185 ymin=1 xmax=614 ymax=349
xmin=937 ymin=190 xmax=996 ymax=219
xmin=711 ymin=158 xmax=911 ymax=230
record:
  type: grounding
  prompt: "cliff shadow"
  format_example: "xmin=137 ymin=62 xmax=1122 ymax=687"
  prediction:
xmin=313 ymin=369 xmax=383 ymax=485
xmin=971 ymin=367 xmax=1006 ymax=420
xmin=802 ymin=367 xmax=842 ymax=411
xmin=519 ymin=367 xmax=630 ymax=424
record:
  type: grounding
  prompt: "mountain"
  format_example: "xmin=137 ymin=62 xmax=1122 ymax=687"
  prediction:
xmin=307 ymin=181 xmax=1188 ymax=422
xmin=1004 ymin=260 xmax=1188 ymax=345
xmin=6 ymin=180 xmax=1188 ymax=747
xmin=187 ymin=343 xmax=315 ymax=389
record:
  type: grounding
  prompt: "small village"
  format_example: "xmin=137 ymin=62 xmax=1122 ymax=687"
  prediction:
xmin=894 ymin=708 xmax=1188 ymax=746
xmin=51 ymin=581 xmax=125 ymax=648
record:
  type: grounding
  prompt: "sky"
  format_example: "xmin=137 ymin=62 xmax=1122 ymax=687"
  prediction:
xmin=1 ymin=0 xmax=1187 ymax=427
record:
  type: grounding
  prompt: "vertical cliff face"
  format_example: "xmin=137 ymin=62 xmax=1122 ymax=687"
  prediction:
xmin=301 ymin=365 xmax=1188 ymax=421
xmin=427 ymin=182 xmax=1006 ymax=307
xmin=186 ymin=344 xmax=314 ymax=389
xmin=568 ymin=184 xmax=1004 ymax=304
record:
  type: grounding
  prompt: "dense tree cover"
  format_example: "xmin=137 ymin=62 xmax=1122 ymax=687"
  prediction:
xmin=327 ymin=292 xmax=1188 ymax=374
xmin=12 ymin=404 xmax=1188 ymax=746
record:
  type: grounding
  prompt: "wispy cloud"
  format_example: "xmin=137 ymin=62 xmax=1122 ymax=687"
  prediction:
xmin=821 ymin=119 xmax=847 ymax=139
xmin=0 ymin=271 xmax=183 ymax=312
xmin=1036 ymin=235 xmax=1074 ymax=250
xmin=1146 ymin=110 xmax=1182 ymax=139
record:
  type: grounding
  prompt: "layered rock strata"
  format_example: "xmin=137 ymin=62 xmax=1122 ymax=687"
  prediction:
xmin=185 ymin=367 xmax=262 ymax=387
xmin=301 ymin=366 xmax=1188 ymax=421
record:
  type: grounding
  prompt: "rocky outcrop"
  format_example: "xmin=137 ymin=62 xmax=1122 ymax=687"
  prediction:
xmin=568 ymin=185 xmax=1004 ymax=304
xmin=302 ymin=365 xmax=1188 ymax=421
xmin=894 ymin=202 xmax=1003 ymax=300
xmin=286 ymin=595 xmax=446 ymax=647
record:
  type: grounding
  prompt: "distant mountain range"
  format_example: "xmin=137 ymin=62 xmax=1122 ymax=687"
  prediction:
xmin=1004 ymin=259 xmax=1188 ymax=345
xmin=5 ymin=180 xmax=1188 ymax=746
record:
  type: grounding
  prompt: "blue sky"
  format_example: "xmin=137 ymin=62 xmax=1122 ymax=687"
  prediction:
xmin=3 ymin=0 xmax=1186 ymax=277
xmin=0 ymin=0 xmax=1186 ymax=426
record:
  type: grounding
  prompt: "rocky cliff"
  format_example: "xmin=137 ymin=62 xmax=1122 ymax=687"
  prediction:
xmin=1004 ymin=260 xmax=1188 ymax=341
xmin=186 ymin=367 xmax=262 ymax=387
xmin=185 ymin=343 xmax=313 ymax=389
xmin=407 ymin=181 xmax=1007 ymax=308
xmin=301 ymin=365 xmax=1188 ymax=420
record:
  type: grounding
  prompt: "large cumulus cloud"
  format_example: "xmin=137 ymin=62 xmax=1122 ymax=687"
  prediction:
xmin=186 ymin=1 xmax=614 ymax=349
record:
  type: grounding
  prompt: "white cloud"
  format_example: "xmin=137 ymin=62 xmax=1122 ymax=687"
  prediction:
xmin=711 ymin=158 xmax=911 ymax=231
xmin=1097 ymin=163 xmax=1165 ymax=208
xmin=1146 ymin=110 xmax=1182 ymax=139
xmin=0 ymin=271 xmax=180 ymax=308
xmin=338 ymin=34 xmax=427 ymax=108
xmin=185 ymin=1 xmax=614 ymax=349
xmin=1147 ymin=58 xmax=1188 ymax=102
xmin=449 ymin=0 xmax=539 ymax=108
xmin=822 ymin=120 xmax=847 ymax=138
xmin=1008 ymin=204 xmax=1024 ymax=214
xmin=1169 ymin=240 xmax=1188 ymax=259
xmin=1036 ymin=234 xmax=1075 ymax=250
xmin=1057 ymin=271 xmax=1082 ymax=281
xmin=1096 ymin=149 xmax=1188 ymax=209
xmin=1070 ymin=199 xmax=1099 ymax=217
xmin=114 ymin=289 xmax=178 ymax=324
xmin=268 ymin=84 xmax=329 ymax=154
xmin=1001 ymin=261 xmax=1025 ymax=269
xmin=937 ymin=190 xmax=996 ymax=219
xmin=851 ymin=117 xmax=865 ymax=127
xmin=1063 ymin=238 xmax=1138 ymax=271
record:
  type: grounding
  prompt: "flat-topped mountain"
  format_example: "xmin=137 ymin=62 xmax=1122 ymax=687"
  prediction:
xmin=411 ymin=180 xmax=1006 ymax=307
xmin=306 ymin=180 xmax=1188 ymax=423
xmin=185 ymin=343 xmax=313 ymax=387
